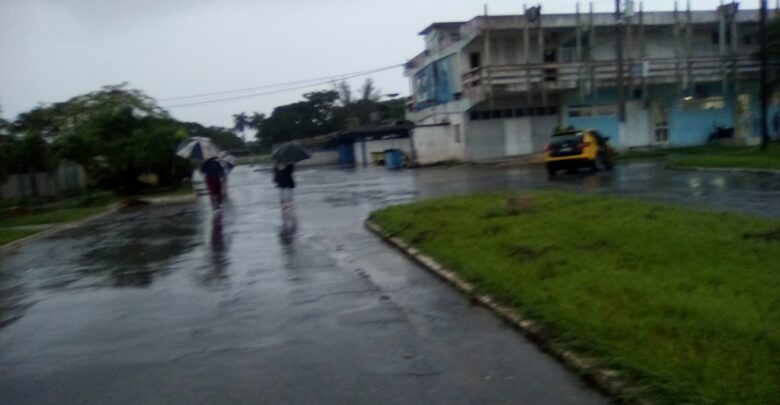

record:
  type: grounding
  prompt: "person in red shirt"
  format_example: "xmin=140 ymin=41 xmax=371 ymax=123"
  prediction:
xmin=200 ymin=157 xmax=225 ymax=211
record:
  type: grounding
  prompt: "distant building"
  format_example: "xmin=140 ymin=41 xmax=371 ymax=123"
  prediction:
xmin=405 ymin=3 xmax=776 ymax=164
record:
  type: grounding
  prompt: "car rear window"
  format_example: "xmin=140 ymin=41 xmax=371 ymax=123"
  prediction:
xmin=551 ymin=133 xmax=583 ymax=144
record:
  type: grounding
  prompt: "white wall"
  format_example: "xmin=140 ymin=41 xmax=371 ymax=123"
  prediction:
xmin=353 ymin=138 xmax=414 ymax=166
xmin=300 ymin=150 xmax=339 ymax=166
xmin=624 ymin=101 xmax=653 ymax=148
xmin=504 ymin=118 xmax=533 ymax=156
xmin=413 ymin=124 xmax=466 ymax=164
xmin=530 ymin=116 xmax=559 ymax=151
xmin=466 ymin=119 xmax=505 ymax=160
xmin=466 ymin=115 xmax=558 ymax=161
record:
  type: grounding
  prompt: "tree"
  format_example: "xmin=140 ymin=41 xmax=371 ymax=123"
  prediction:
xmin=0 ymin=107 xmax=10 ymax=191
xmin=766 ymin=16 xmax=780 ymax=92
xmin=179 ymin=121 xmax=245 ymax=150
xmin=232 ymin=112 xmax=249 ymax=142
xmin=258 ymin=90 xmax=342 ymax=147
xmin=237 ymin=77 xmax=405 ymax=148
xmin=360 ymin=78 xmax=381 ymax=102
xmin=47 ymin=85 xmax=185 ymax=193
xmin=248 ymin=112 xmax=266 ymax=142
xmin=334 ymin=80 xmax=352 ymax=106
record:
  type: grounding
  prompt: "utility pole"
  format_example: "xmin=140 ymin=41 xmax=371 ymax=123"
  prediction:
xmin=760 ymin=0 xmax=769 ymax=149
xmin=615 ymin=0 xmax=626 ymax=144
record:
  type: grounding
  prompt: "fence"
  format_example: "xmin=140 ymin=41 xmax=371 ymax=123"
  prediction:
xmin=1 ymin=161 xmax=86 ymax=200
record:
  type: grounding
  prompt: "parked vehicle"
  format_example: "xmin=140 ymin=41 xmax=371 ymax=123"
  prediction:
xmin=545 ymin=129 xmax=614 ymax=176
xmin=707 ymin=126 xmax=734 ymax=143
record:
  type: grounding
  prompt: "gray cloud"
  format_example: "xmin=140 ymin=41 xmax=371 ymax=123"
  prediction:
xmin=0 ymin=0 xmax=734 ymax=128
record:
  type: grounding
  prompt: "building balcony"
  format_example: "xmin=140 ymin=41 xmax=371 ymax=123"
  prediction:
xmin=462 ymin=55 xmax=761 ymax=100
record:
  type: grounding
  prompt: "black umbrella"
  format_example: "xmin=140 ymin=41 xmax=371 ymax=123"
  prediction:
xmin=271 ymin=142 xmax=311 ymax=163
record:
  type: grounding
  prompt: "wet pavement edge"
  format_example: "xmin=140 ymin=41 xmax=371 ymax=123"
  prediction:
xmin=365 ymin=219 xmax=640 ymax=403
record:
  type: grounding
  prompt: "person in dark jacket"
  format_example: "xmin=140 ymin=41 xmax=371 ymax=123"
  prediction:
xmin=201 ymin=157 xmax=225 ymax=210
xmin=273 ymin=162 xmax=295 ymax=211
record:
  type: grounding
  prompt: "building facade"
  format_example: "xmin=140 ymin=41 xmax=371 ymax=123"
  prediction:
xmin=405 ymin=3 xmax=775 ymax=164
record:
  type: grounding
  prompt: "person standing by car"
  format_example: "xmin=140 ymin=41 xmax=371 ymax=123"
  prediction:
xmin=273 ymin=161 xmax=295 ymax=212
xmin=201 ymin=156 xmax=226 ymax=211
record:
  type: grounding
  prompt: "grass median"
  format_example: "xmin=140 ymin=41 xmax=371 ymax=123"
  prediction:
xmin=370 ymin=191 xmax=780 ymax=404
xmin=0 ymin=192 xmax=118 ymax=247
xmin=668 ymin=143 xmax=780 ymax=171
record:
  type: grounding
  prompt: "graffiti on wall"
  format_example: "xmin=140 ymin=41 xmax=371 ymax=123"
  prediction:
xmin=414 ymin=55 xmax=456 ymax=109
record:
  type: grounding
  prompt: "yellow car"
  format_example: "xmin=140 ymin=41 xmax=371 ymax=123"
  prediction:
xmin=544 ymin=129 xmax=614 ymax=176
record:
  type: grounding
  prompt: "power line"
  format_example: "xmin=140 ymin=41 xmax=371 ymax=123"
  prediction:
xmin=159 ymin=63 xmax=404 ymax=107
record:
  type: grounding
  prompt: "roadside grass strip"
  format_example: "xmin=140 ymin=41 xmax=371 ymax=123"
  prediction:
xmin=370 ymin=191 xmax=780 ymax=404
xmin=669 ymin=143 xmax=780 ymax=171
xmin=0 ymin=194 xmax=119 ymax=246
xmin=0 ymin=228 xmax=39 ymax=246
xmin=0 ymin=207 xmax=107 ymax=228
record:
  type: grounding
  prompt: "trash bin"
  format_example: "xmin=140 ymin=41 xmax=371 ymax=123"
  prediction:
xmin=384 ymin=149 xmax=404 ymax=170
xmin=370 ymin=151 xmax=385 ymax=165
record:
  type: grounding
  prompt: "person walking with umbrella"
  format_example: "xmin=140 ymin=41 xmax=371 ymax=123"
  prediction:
xmin=201 ymin=156 xmax=226 ymax=211
xmin=273 ymin=161 xmax=295 ymax=212
xmin=271 ymin=142 xmax=310 ymax=213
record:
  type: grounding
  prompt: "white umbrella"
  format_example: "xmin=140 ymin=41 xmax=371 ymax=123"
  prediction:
xmin=176 ymin=137 xmax=220 ymax=161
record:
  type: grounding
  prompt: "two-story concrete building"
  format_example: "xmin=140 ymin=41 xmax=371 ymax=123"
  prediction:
xmin=405 ymin=3 xmax=774 ymax=164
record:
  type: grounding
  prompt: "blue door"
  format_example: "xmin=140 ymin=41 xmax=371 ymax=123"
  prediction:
xmin=338 ymin=143 xmax=355 ymax=165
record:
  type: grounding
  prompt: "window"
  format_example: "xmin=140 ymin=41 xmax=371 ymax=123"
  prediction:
xmin=470 ymin=52 xmax=481 ymax=69
xmin=567 ymin=105 xmax=616 ymax=117
xmin=470 ymin=111 xmax=480 ymax=120
xmin=679 ymin=96 xmax=725 ymax=111
xmin=711 ymin=29 xmax=732 ymax=45
xmin=653 ymin=104 xmax=669 ymax=144
xmin=454 ymin=124 xmax=462 ymax=143
xmin=479 ymin=111 xmax=491 ymax=120
xmin=503 ymin=109 xmax=513 ymax=118
xmin=514 ymin=108 xmax=526 ymax=117
xmin=543 ymin=49 xmax=556 ymax=63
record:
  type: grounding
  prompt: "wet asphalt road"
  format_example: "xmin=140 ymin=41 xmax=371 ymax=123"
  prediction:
xmin=1 ymin=163 xmax=778 ymax=404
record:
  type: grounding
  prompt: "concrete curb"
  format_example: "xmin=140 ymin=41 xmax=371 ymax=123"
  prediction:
xmin=666 ymin=165 xmax=780 ymax=175
xmin=365 ymin=219 xmax=647 ymax=404
xmin=0 ymin=194 xmax=197 ymax=254
xmin=0 ymin=204 xmax=121 ymax=254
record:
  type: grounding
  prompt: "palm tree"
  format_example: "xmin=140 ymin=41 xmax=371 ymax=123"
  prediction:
xmin=232 ymin=112 xmax=249 ymax=142
xmin=248 ymin=112 xmax=265 ymax=142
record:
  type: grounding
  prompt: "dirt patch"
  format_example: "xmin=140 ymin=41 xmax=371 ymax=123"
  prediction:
xmin=484 ymin=224 xmax=506 ymax=235
xmin=742 ymin=228 xmax=780 ymax=241
xmin=482 ymin=194 xmax=537 ymax=219
xmin=505 ymin=245 xmax=550 ymax=261
xmin=411 ymin=230 xmax=433 ymax=244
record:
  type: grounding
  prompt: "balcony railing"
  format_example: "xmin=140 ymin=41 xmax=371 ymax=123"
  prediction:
xmin=462 ymin=56 xmax=761 ymax=95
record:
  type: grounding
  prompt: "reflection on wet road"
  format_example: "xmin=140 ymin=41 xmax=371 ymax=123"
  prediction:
xmin=0 ymin=163 xmax=777 ymax=404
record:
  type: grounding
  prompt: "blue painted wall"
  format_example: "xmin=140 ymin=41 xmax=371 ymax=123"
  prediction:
xmin=665 ymin=83 xmax=735 ymax=146
xmin=667 ymin=102 xmax=733 ymax=147
xmin=563 ymin=82 xmax=775 ymax=147
xmin=564 ymin=89 xmax=623 ymax=147
xmin=565 ymin=115 xmax=620 ymax=146
xmin=744 ymin=83 xmax=780 ymax=139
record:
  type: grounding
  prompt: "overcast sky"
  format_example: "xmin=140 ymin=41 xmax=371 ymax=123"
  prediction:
xmin=1 ymin=0 xmax=736 ymax=128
